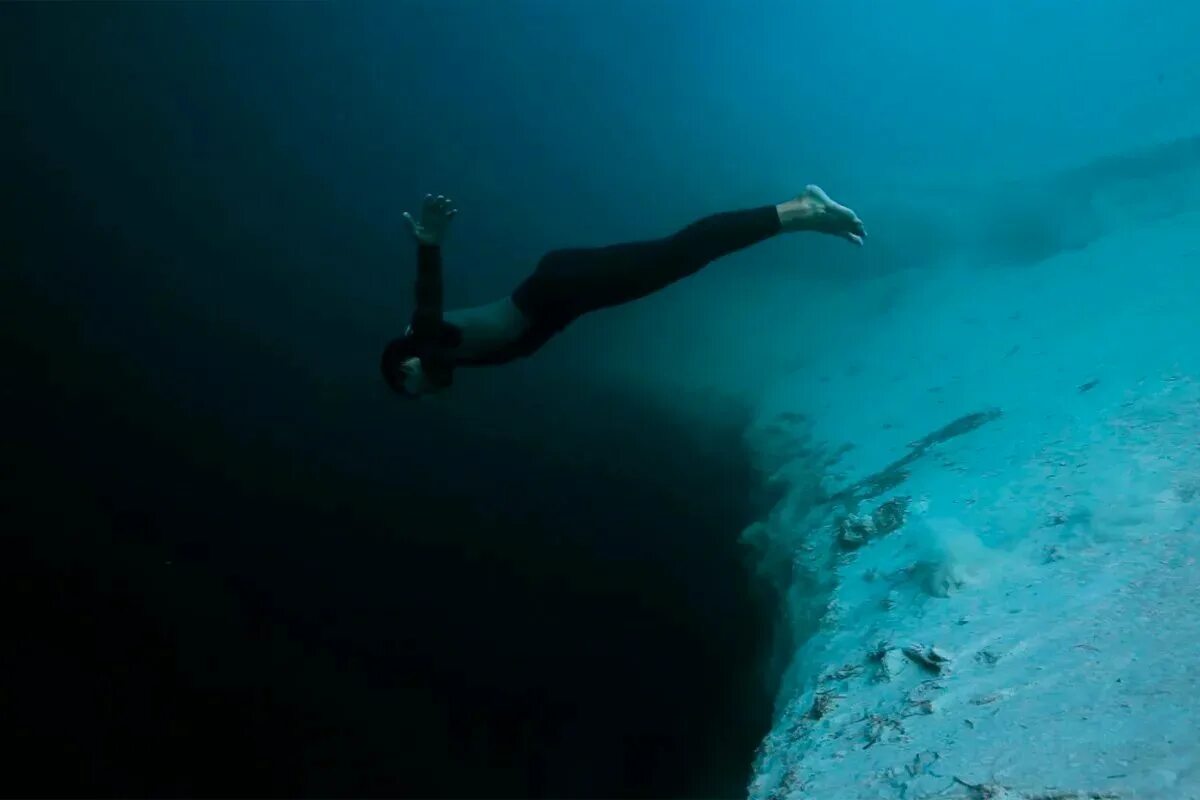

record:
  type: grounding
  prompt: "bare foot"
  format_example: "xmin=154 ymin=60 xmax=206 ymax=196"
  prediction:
xmin=777 ymin=185 xmax=866 ymax=245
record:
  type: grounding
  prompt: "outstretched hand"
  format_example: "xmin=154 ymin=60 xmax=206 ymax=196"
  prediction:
xmin=403 ymin=194 xmax=458 ymax=246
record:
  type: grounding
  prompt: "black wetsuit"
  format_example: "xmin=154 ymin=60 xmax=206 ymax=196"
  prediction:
xmin=398 ymin=204 xmax=782 ymax=383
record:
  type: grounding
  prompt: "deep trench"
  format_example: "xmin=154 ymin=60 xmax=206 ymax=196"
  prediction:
xmin=2 ymin=9 xmax=784 ymax=789
xmin=3 ymin=289 xmax=780 ymax=796
xmin=3 ymin=162 xmax=782 ymax=797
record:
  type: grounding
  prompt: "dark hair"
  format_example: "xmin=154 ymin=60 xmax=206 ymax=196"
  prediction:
xmin=380 ymin=337 xmax=418 ymax=395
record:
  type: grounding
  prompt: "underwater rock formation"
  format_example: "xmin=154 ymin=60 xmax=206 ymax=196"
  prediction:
xmin=745 ymin=196 xmax=1200 ymax=798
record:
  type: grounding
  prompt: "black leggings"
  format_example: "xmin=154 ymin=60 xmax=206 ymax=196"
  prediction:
xmin=512 ymin=204 xmax=781 ymax=333
xmin=405 ymin=204 xmax=784 ymax=370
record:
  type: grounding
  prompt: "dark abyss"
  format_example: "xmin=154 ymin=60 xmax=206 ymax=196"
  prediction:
xmin=2 ymin=4 xmax=776 ymax=797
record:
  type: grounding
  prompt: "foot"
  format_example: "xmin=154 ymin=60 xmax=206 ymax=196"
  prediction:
xmin=776 ymin=185 xmax=866 ymax=245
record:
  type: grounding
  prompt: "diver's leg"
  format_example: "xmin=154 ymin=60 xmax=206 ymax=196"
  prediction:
xmin=513 ymin=205 xmax=782 ymax=322
xmin=581 ymin=204 xmax=785 ymax=311
xmin=511 ymin=186 xmax=865 ymax=326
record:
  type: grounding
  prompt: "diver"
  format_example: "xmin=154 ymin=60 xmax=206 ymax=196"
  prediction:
xmin=381 ymin=186 xmax=866 ymax=396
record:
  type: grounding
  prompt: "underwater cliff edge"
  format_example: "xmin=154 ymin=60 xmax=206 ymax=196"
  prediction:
xmin=743 ymin=140 xmax=1200 ymax=799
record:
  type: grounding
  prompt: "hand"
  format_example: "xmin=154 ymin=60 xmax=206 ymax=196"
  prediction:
xmin=781 ymin=185 xmax=867 ymax=245
xmin=403 ymin=193 xmax=458 ymax=246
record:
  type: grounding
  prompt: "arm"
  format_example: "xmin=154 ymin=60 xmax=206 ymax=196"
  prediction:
xmin=403 ymin=194 xmax=457 ymax=343
xmin=411 ymin=243 xmax=444 ymax=341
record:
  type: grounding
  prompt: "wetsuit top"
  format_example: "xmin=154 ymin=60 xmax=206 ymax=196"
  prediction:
xmin=407 ymin=244 xmax=564 ymax=370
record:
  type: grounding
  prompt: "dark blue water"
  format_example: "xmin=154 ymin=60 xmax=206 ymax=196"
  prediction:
xmin=2 ymin=4 xmax=778 ymax=796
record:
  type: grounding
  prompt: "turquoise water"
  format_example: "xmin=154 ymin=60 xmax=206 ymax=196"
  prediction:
xmin=4 ymin=2 xmax=1200 ymax=797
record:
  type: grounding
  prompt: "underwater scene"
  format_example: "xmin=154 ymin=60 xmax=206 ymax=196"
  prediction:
xmin=5 ymin=2 xmax=1200 ymax=798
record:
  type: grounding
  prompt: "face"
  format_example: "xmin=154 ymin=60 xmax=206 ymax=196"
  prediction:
xmin=382 ymin=338 xmax=449 ymax=398
xmin=397 ymin=357 xmax=424 ymax=396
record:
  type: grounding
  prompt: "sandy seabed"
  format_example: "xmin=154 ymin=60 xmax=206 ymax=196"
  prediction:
xmin=747 ymin=210 xmax=1200 ymax=800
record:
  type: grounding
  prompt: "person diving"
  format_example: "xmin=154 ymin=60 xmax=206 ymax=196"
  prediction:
xmin=381 ymin=186 xmax=866 ymax=396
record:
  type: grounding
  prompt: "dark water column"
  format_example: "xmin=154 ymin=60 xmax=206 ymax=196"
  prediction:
xmin=0 ymin=4 xmax=778 ymax=788
xmin=2 ymin=259 xmax=775 ymax=797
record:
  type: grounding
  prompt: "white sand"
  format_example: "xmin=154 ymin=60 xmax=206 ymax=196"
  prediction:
xmin=746 ymin=210 xmax=1200 ymax=799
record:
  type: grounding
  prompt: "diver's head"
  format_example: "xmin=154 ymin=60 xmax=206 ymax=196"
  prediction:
xmin=380 ymin=338 xmax=449 ymax=397
xmin=380 ymin=337 xmax=421 ymax=397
